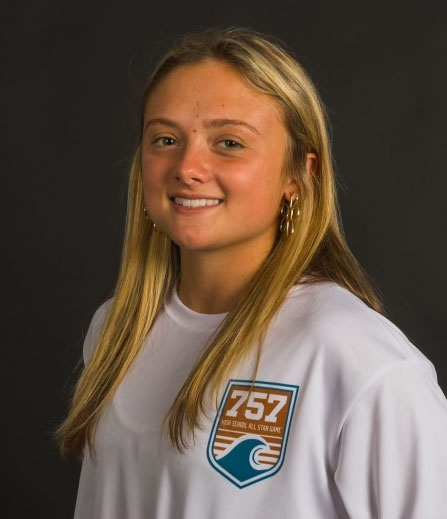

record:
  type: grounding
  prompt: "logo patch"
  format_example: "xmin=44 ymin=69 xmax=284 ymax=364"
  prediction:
xmin=207 ymin=379 xmax=299 ymax=488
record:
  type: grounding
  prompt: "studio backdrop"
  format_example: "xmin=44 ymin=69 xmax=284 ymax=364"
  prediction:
xmin=2 ymin=1 xmax=446 ymax=517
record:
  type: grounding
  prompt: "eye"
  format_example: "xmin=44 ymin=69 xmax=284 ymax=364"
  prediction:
xmin=152 ymin=136 xmax=177 ymax=147
xmin=217 ymin=139 xmax=243 ymax=150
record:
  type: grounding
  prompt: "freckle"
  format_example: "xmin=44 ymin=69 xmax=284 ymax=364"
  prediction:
xmin=193 ymin=129 xmax=197 ymax=133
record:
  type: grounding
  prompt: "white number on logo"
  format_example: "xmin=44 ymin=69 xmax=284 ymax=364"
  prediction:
xmin=226 ymin=389 xmax=288 ymax=423
xmin=244 ymin=391 xmax=268 ymax=420
xmin=226 ymin=389 xmax=249 ymax=417
xmin=264 ymin=394 xmax=288 ymax=423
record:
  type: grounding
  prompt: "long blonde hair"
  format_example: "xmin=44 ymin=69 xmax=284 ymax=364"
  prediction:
xmin=56 ymin=26 xmax=384 ymax=457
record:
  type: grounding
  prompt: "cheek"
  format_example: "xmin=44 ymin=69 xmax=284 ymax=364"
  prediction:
xmin=229 ymin=161 xmax=282 ymax=216
xmin=141 ymin=157 xmax=165 ymax=197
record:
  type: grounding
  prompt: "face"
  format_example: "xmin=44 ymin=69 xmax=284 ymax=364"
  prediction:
xmin=141 ymin=59 xmax=295 ymax=254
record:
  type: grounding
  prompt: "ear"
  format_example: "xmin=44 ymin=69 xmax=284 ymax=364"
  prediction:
xmin=306 ymin=152 xmax=318 ymax=178
xmin=283 ymin=152 xmax=319 ymax=200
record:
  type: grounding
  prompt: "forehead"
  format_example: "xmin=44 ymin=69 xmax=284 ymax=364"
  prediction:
xmin=143 ymin=60 xmax=283 ymax=127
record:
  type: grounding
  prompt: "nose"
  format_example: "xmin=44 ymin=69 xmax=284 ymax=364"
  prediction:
xmin=175 ymin=139 xmax=211 ymax=185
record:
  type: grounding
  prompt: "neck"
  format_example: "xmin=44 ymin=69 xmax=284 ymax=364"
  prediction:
xmin=177 ymin=236 xmax=276 ymax=314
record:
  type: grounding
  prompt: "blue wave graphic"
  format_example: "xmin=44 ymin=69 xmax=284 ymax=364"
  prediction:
xmin=215 ymin=437 xmax=272 ymax=482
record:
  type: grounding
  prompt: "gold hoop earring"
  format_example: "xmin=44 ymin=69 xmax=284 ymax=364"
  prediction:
xmin=279 ymin=194 xmax=300 ymax=237
xmin=143 ymin=207 xmax=157 ymax=231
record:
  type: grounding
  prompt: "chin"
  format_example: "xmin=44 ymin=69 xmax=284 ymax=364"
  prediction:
xmin=167 ymin=228 xmax=215 ymax=250
xmin=176 ymin=241 xmax=219 ymax=252
xmin=169 ymin=234 xmax=221 ymax=252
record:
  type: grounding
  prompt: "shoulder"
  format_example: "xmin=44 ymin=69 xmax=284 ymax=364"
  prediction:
xmin=280 ymin=280 xmax=437 ymax=382
xmin=82 ymin=298 xmax=113 ymax=365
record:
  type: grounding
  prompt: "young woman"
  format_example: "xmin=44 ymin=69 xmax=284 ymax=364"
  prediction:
xmin=57 ymin=27 xmax=447 ymax=518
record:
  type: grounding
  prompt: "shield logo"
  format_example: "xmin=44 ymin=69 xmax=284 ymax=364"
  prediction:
xmin=207 ymin=379 xmax=299 ymax=488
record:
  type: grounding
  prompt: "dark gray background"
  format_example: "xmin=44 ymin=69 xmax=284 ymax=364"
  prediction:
xmin=2 ymin=1 xmax=446 ymax=517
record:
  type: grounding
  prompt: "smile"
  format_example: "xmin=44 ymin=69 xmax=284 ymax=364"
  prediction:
xmin=172 ymin=197 xmax=224 ymax=208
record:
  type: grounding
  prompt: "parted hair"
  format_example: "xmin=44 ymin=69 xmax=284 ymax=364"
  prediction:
xmin=56 ymin=26 xmax=383 ymax=457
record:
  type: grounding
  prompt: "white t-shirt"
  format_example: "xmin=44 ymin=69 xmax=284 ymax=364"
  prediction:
xmin=74 ymin=280 xmax=447 ymax=518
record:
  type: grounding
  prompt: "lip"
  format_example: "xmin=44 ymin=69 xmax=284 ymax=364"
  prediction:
xmin=170 ymin=194 xmax=223 ymax=200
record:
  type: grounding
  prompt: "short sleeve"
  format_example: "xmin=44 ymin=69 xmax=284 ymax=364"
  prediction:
xmin=334 ymin=359 xmax=447 ymax=519
xmin=82 ymin=299 xmax=112 ymax=365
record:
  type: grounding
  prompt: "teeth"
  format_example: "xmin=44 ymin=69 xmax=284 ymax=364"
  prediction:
xmin=174 ymin=197 xmax=222 ymax=208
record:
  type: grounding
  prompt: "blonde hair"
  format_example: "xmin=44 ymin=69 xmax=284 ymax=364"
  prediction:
xmin=56 ymin=26 xmax=384 ymax=457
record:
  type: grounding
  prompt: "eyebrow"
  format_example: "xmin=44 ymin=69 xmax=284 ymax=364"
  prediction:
xmin=143 ymin=117 xmax=261 ymax=136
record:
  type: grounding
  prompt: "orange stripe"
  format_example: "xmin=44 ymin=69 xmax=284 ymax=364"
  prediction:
xmin=258 ymin=453 xmax=279 ymax=460
xmin=216 ymin=428 xmax=244 ymax=438
xmin=261 ymin=435 xmax=282 ymax=444
xmin=215 ymin=436 xmax=233 ymax=443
